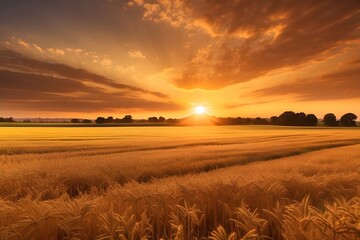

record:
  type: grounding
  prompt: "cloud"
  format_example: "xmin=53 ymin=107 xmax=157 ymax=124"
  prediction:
xmin=128 ymin=50 xmax=146 ymax=59
xmin=100 ymin=58 xmax=112 ymax=66
xmin=0 ymin=50 xmax=182 ymax=113
xmin=3 ymin=37 xmax=95 ymax=59
xmin=47 ymin=48 xmax=65 ymax=55
xmin=66 ymin=48 xmax=83 ymax=53
xmin=1 ymin=90 xmax=180 ymax=113
xmin=17 ymin=39 xmax=30 ymax=48
xmin=251 ymin=58 xmax=360 ymax=101
xmin=129 ymin=0 xmax=185 ymax=27
xmin=0 ymin=49 xmax=167 ymax=98
xmin=131 ymin=0 xmax=360 ymax=89
xmin=16 ymin=39 xmax=43 ymax=53
xmin=32 ymin=44 xmax=43 ymax=52
xmin=0 ymin=70 xmax=97 ymax=94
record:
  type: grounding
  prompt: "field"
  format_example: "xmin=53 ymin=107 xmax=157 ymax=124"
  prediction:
xmin=0 ymin=125 xmax=360 ymax=240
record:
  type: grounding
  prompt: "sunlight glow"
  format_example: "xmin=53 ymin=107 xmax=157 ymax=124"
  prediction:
xmin=195 ymin=105 xmax=206 ymax=114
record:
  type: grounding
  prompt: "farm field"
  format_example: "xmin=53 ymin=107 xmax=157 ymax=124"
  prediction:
xmin=0 ymin=125 xmax=360 ymax=239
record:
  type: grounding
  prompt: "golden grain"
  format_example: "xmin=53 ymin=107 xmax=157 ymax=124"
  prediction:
xmin=0 ymin=126 xmax=359 ymax=239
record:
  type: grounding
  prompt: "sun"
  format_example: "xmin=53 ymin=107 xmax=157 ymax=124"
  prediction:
xmin=195 ymin=105 xmax=206 ymax=114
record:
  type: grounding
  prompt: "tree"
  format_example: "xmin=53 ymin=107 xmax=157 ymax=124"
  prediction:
xmin=114 ymin=118 xmax=121 ymax=123
xmin=0 ymin=117 xmax=14 ymax=122
xmin=122 ymin=115 xmax=133 ymax=123
xmin=82 ymin=119 xmax=92 ymax=123
xmin=95 ymin=117 xmax=105 ymax=124
xmin=254 ymin=117 xmax=269 ymax=125
xmin=340 ymin=113 xmax=357 ymax=127
xmin=244 ymin=118 xmax=251 ymax=124
xmin=166 ymin=118 xmax=179 ymax=124
xmin=323 ymin=113 xmax=338 ymax=126
xmin=148 ymin=117 xmax=158 ymax=123
xmin=270 ymin=116 xmax=279 ymax=125
xmin=278 ymin=111 xmax=317 ymax=126
xmin=105 ymin=116 xmax=114 ymax=123
xmin=158 ymin=116 xmax=166 ymax=122
xmin=305 ymin=114 xmax=318 ymax=126
xmin=278 ymin=111 xmax=296 ymax=126
xmin=71 ymin=118 xmax=80 ymax=123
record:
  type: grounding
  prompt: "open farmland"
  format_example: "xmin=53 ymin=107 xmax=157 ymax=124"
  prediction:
xmin=0 ymin=125 xmax=360 ymax=239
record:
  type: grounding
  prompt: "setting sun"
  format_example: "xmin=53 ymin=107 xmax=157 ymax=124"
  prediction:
xmin=195 ymin=105 xmax=206 ymax=114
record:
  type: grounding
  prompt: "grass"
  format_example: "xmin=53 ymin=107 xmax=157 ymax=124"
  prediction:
xmin=0 ymin=125 xmax=359 ymax=239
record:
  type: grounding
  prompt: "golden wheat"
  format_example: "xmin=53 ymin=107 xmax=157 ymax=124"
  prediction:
xmin=0 ymin=126 xmax=359 ymax=239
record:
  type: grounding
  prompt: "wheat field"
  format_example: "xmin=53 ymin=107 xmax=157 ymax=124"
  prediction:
xmin=0 ymin=125 xmax=359 ymax=239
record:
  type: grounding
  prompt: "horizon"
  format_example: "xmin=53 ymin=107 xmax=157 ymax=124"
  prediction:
xmin=7 ymin=111 xmax=360 ymax=126
xmin=1 ymin=1 xmax=360 ymax=118
xmin=3 ymin=108 xmax=359 ymax=121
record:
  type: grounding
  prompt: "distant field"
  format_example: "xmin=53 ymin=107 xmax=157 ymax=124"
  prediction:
xmin=0 ymin=122 xmax=172 ymax=127
xmin=0 ymin=126 xmax=359 ymax=239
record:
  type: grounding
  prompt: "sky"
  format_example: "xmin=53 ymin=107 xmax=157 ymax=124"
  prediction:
xmin=0 ymin=0 xmax=359 ymax=119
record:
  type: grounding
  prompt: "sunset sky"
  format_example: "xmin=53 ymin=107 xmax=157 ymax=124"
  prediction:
xmin=0 ymin=0 xmax=359 ymax=119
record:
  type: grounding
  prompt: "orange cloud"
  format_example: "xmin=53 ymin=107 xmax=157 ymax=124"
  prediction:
xmin=47 ymin=48 xmax=65 ymax=55
xmin=66 ymin=48 xmax=83 ymax=53
xmin=131 ymin=0 xmax=360 ymax=89
xmin=32 ymin=44 xmax=43 ymax=53
xmin=251 ymin=58 xmax=360 ymax=101
xmin=17 ymin=39 xmax=30 ymax=48
xmin=128 ymin=50 xmax=146 ymax=59
xmin=100 ymin=58 xmax=112 ymax=66
xmin=0 ymin=50 xmax=182 ymax=113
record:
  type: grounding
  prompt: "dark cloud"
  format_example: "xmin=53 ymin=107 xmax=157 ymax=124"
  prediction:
xmin=3 ymin=98 xmax=181 ymax=113
xmin=251 ymin=59 xmax=360 ymax=101
xmin=135 ymin=0 xmax=360 ymax=89
xmin=0 ymin=86 xmax=180 ymax=112
xmin=0 ymin=70 xmax=101 ymax=94
xmin=0 ymin=50 xmax=168 ymax=98
xmin=0 ymin=50 xmax=182 ymax=112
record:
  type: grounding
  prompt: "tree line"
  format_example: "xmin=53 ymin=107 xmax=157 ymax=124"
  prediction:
xmin=93 ymin=115 xmax=169 ymax=124
xmin=269 ymin=111 xmax=358 ymax=127
xmin=322 ymin=113 xmax=358 ymax=127
xmin=0 ymin=117 xmax=14 ymax=122
xmin=1 ymin=112 xmax=358 ymax=126
xmin=71 ymin=119 xmax=92 ymax=123
xmin=270 ymin=112 xmax=358 ymax=127
xmin=90 ymin=112 xmax=358 ymax=127
xmin=94 ymin=115 xmax=133 ymax=124
xmin=270 ymin=111 xmax=318 ymax=126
